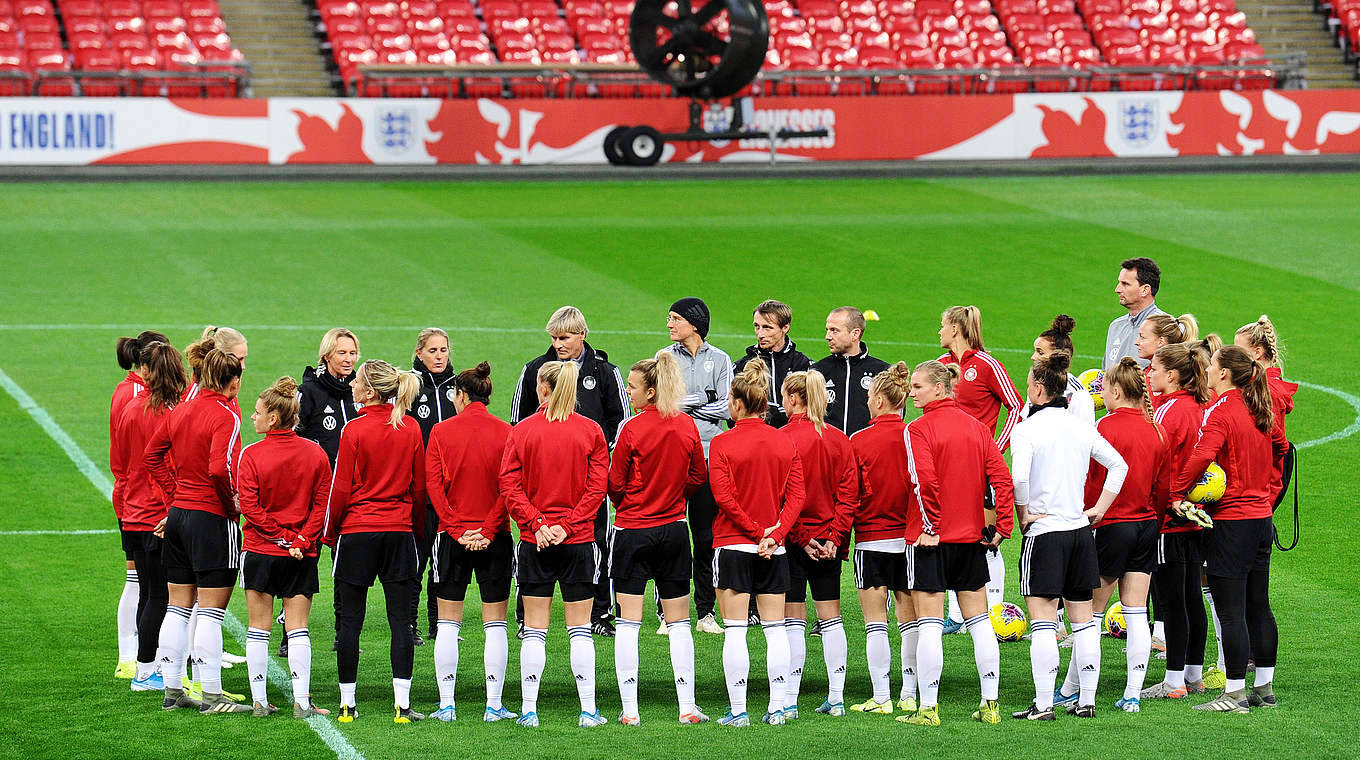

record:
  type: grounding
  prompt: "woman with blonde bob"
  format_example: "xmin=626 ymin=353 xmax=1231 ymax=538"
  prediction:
xmin=238 ymin=376 xmax=334 ymax=719
xmin=408 ymin=327 xmax=456 ymax=647
xmin=778 ymin=368 xmax=857 ymax=720
xmin=608 ymin=351 xmax=709 ymax=726
xmin=322 ymin=360 xmax=427 ymax=725
xmin=499 ymin=361 xmax=610 ymax=728
xmin=1135 ymin=313 xmax=1198 ymax=404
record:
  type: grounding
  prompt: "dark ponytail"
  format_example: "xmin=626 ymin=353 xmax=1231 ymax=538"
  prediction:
xmin=456 ymin=362 xmax=493 ymax=404
xmin=141 ymin=342 xmax=187 ymax=412
xmin=1216 ymin=345 xmax=1274 ymax=433
xmin=116 ymin=330 xmax=169 ymax=371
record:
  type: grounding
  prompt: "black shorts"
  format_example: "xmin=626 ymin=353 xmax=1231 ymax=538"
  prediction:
xmin=431 ymin=530 xmax=513 ymax=603
xmin=907 ymin=542 xmax=989 ymax=593
xmin=1095 ymin=519 xmax=1159 ymax=578
xmin=853 ymin=548 xmax=908 ymax=591
xmin=244 ymin=552 xmax=320 ymax=598
xmin=162 ymin=507 xmax=241 ymax=588
xmin=609 ymin=521 xmax=692 ymax=598
xmin=332 ymin=531 xmax=418 ymax=587
xmin=787 ymin=548 xmax=842 ymax=603
xmin=516 ymin=541 xmax=599 ymax=602
xmin=713 ymin=547 xmax=790 ymax=596
xmin=1157 ymin=531 xmax=1203 ymax=567
xmin=1018 ymin=527 xmax=1099 ymax=602
xmin=1203 ymin=517 xmax=1273 ymax=580
xmin=121 ymin=528 xmax=161 ymax=556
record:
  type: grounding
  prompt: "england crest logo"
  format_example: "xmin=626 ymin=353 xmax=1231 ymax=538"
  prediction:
xmin=1118 ymin=99 xmax=1158 ymax=148
xmin=376 ymin=107 xmax=416 ymax=155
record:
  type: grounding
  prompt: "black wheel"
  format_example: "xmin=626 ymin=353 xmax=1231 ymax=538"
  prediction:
xmin=603 ymin=125 xmax=630 ymax=165
xmin=620 ymin=125 xmax=664 ymax=166
xmin=630 ymin=0 xmax=769 ymax=100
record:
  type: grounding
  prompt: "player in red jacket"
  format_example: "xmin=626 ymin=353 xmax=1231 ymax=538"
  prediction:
xmin=424 ymin=362 xmax=517 ymax=723
xmin=322 ymin=359 xmax=427 ymax=724
xmin=937 ymin=305 xmax=1020 ymax=613
xmin=499 ymin=360 xmax=610 ymax=728
xmin=1171 ymin=346 xmax=1288 ymax=714
xmin=1056 ymin=358 xmax=1168 ymax=713
xmin=847 ymin=362 xmax=914 ymax=717
xmin=1134 ymin=313 xmax=1199 ymax=406
xmin=1235 ymin=315 xmax=1297 ymax=500
xmin=109 ymin=330 xmax=168 ymax=679
xmin=113 ymin=340 xmax=184 ymax=692
xmin=608 ymin=351 xmax=708 ymax=726
xmin=1142 ymin=342 xmax=1213 ymax=700
xmin=144 ymin=347 xmax=248 ymax=714
xmin=778 ymin=368 xmax=856 ymax=720
xmin=237 ymin=376 xmax=333 ymax=719
xmin=709 ymin=361 xmax=806 ymax=728
xmin=902 ymin=360 xmax=1015 ymax=726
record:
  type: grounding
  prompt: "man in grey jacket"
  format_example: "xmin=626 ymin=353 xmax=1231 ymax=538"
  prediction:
xmin=663 ymin=297 xmax=732 ymax=634
xmin=1104 ymin=257 xmax=1167 ymax=370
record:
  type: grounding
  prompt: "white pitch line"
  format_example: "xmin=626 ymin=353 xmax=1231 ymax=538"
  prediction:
xmin=0 ymin=528 xmax=117 ymax=535
xmin=0 ymin=364 xmax=365 ymax=760
xmin=1296 ymin=380 xmax=1360 ymax=450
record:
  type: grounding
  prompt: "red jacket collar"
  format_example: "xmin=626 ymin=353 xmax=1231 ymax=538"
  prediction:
xmin=1108 ymin=405 xmax=1142 ymax=418
xmin=198 ymin=389 xmax=231 ymax=404
xmin=123 ymin=370 xmax=141 ymax=385
xmin=920 ymin=398 xmax=956 ymax=414
xmin=733 ymin=417 xmax=765 ymax=428
xmin=946 ymin=348 xmax=980 ymax=365
xmin=787 ymin=412 xmax=810 ymax=424
xmin=264 ymin=429 xmax=297 ymax=439
xmin=358 ymin=403 xmax=393 ymax=417
xmin=868 ymin=412 xmax=903 ymax=425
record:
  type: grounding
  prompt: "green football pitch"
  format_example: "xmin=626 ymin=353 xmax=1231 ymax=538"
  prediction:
xmin=1 ymin=174 xmax=1357 ymax=759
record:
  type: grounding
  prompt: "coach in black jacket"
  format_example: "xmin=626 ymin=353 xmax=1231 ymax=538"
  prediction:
xmin=733 ymin=299 xmax=810 ymax=428
xmin=812 ymin=306 xmax=890 ymax=435
xmin=509 ymin=307 xmax=627 ymax=634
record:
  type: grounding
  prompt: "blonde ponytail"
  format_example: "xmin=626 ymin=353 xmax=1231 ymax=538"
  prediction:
xmin=258 ymin=376 xmax=301 ymax=430
xmin=730 ymin=360 xmax=770 ymax=419
xmin=632 ymin=351 xmax=685 ymax=417
xmin=783 ymin=370 xmax=828 ymax=432
xmin=539 ymin=361 xmax=579 ymax=422
xmin=357 ymin=360 xmax=420 ymax=428
xmin=1236 ymin=314 xmax=1284 ymax=368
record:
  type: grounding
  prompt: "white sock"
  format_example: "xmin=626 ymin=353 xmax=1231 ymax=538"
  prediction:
xmin=136 ymin=661 xmax=157 ymax=680
xmin=898 ymin=619 xmax=919 ymax=703
xmin=785 ymin=618 xmax=807 ymax=708
xmin=985 ymin=549 xmax=1005 ymax=609
xmin=615 ymin=618 xmax=642 ymax=716
xmin=1073 ymin=619 xmax=1101 ymax=706
xmin=519 ymin=627 xmax=547 ymax=714
xmin=762 ymin=620 xmax=790 ymax=715
xmin=118 ymin=569 xmax=139 ymax=662
xmin=1030 ymin=620 xmax=1059 ymax=711
xmin=966 ymin=612 xmax=1000 ymax=701
xmin=1254 ymin=666 xmax=1274 ymax=686
xmin=394 ymin=677 xmax=412 ymax=709
xmin=1165 ymin=667 xmax=1186 ymax=689
xmin=865 ymin=621 xmax=891 ymax=703
xmin=286 ymin=628 xmax=312 ymax=709
xmin=946 ymin=592 xmax=964 ymax=625
xmin=722 ymin=619 xmax=749 ymax=715
xmin=567 ymin=624 xmax=596 ymax=714
xmin=339 ymin=682 xmax=356 ymax=707
xmin=194 ymin=606 xmax=226 ymax=695
xmin=434 ymin=620 xmax=461 ymax=708
xmin=915 ymin=617 xmax=944 ymax=708
xmin=184 ymin=603 xmax=200 ymax=682
xmin=155 ymin=604 xmax=192 ymax=691
xmin=666 ymin=619 xmax=697 ymax=714
xmin=1062 ymin=611 xmax=1102 ymax=696
xmin=1056 ymin=607 xmax=1068 ymax=637
xmin=246 ymin=627 xmax=269 ymax=704
xmin=820 ymin=617 xmax=847 ymax=704
xmin=1152 ymin=619 xmax=1165 ymax=641
xmin=1186 ymin=663 xmax=1204 ymax=683
xmin=1122 ymin=606 xmax=1150 ymax=699
xmin=483 ymin=620 xmax=509 ymax=709
xmin=1205 ymin=585 xmax=1225 ymax=670
xmin=1226 ymin=677 xmax=1246 ymax=693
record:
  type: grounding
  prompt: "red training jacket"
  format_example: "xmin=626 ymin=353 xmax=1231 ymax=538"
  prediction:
xmin=1171 ymin=389 xmax=1288 ymax=520
xmin=850 ymin=413 xmax=914 ymax=543
xmin=781 ymin=413 xmax=858 ymax=549
xmin=1265 ymin=366 xmax=1298 ymax=499
xmin=425 ymin=402 xmax=513 ymax=538
xmin=237 ymin=430 xmax=332 ymax=556
xmin=323 ymin=404 xmax=427 ymax=542
xmin=905 ymin=398 xmax=1015 ymax=543
xmin=710 ymin=417 xmax=806 ymax=548
xmin=499 ymin=406 xmax=609 ymax=545
xmin=144 ymin=389 xmax=242 ymax=518
xmin=113 ymin=396 xmax=172 ymax=531
xmin=939 ymin=349 xmax=1024 ymax=451
xmin=1151 ymin=390 xmax=1203 ymax=534
xmin=110 ymin=370 xmax=144 ymax=520
xmin=1085 ymin=406 xmax=1169 ymax=525
xmin=608 ymin=406 xmax=707 ymax=530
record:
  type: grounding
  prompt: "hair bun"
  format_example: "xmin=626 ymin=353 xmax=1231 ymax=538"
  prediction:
xmin=1119 ymin=356 xmax=1140 ymax=369
xmin=1051 ymin=314 xmax=1075 ymax=335
xmin=272 ymin=375 xmax=299 ymax=397
xmin=1047 ymin=351 xmax=1072 ymax=374
xmin=474 ymin=361 xmax=491 ymax=377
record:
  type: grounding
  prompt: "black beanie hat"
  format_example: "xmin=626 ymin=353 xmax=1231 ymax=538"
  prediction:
xmin=670 ymin=297 xmax=711 ymax=339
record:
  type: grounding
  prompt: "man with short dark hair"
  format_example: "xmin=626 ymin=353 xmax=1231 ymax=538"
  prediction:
xmin=1104 ymin=258 xmax=1167 ymax=371
xmin=813 ymin=306 xmax=889 ymax=435
xmin=733 ymin=299 xmax=810 ymax=428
